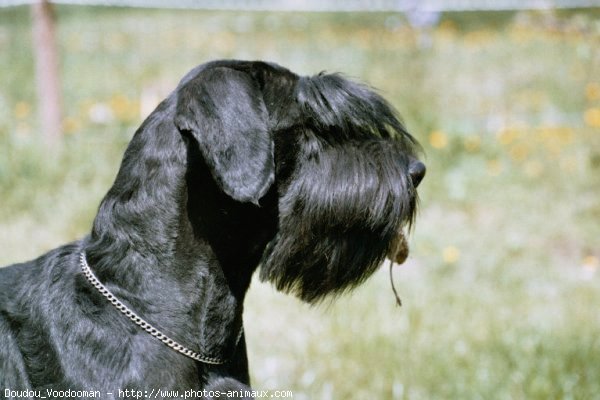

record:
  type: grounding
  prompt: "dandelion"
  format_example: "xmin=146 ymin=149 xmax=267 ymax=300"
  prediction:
xmin=497 ymin=128 xmax=520 ymax=146
xmin=581 ymin=256 xmax=599 ymax=280
xmin=487 ymin=159 xmax=504 ymax=176
xmin=537 ymin=126 xmax=574 ymax=144
xmin=560 ymin=156 xmax=578 ymax=174
xmin=356 ymin=29 xmax=374 ymax=49
xmin=582 ymin=256 xmax=599 ymax=271
xmin=110 ymin=94 xmax=138 ymax=122
xmin=509 ymin=25 xmax=534 ymax=44
xmin=509 ymin=143 xmax=529 ymax=163
xmin=443 ymin=246 xmax=460 ymax=264
xmin=429 ymin=130 xmax=448 ymax=149
xmin=584 ymin=107 xmax=600 ymax=128
xmin=463 ymin=29 xmax=494 ymax=47
xmin=557 ymin=127 xmax=575 ymax=144
xmin=569 ymin=65 xmax=585 ymax=81
xmin=585 ymin=82 xmax=600 ymax=102
xmin=14 ymin=102 xmax=31 ymax=119
xmin=524 ymin=160 xmax=544 ymax=178
xmin=463 ymin=135 xmax=481 ymax=152
xmin=439 ymin=20 xmax=457 ymax=32
xmin=63 ymin=117 xmax=81 ymax=135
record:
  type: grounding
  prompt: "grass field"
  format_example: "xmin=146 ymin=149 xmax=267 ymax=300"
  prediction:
xmin=1 ymin=6 xmax=599 ymax=399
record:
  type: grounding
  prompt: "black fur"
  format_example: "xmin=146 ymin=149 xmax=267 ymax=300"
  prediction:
xmin=0 ymin=60 xmax=424 ymax=399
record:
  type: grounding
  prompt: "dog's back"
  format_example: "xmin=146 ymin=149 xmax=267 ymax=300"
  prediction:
xmin=1 ymin=243 xmax=82 ymax=390
xmin=1 ymin=255 xmax=42 ymax=390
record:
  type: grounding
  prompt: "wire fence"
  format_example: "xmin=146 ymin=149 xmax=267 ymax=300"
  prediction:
xmin=1 ymin=0 xmax=600 ymax=11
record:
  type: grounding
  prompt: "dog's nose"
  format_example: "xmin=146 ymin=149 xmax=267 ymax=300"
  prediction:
xmin=409 ymin=160 xmax=426 ymax=188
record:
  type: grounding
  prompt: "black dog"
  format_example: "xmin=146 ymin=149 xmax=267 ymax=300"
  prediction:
xmin=0 ymin=60 xmax=425 ymax=399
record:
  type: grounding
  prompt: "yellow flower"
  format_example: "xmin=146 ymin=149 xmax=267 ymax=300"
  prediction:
xmin=443 ymin=246 xmax=460 ymax=264
xmin=463 ymin=29 xmax=494 ymax=47
xmin=487 ymin=159 xmax=504 ymax=176
xmin=560 ymin=156 xmax=578 ymax=174
xmin=439 ymin=20 xmax=457 ymax=32
xmin=429 ymin=130 xmax=448 ymax=149
xmin=14 ymin=102 xmax=31 ymax=119
xmin=582 ymin=256 xmax=599 ymax=273
xmin=524 ymin=160 xmax=544 ymax=178
xmin=509 ymin=143 xmax=529 ymax=163
xmin=581 ymin=256 xmax=599 ymax=280
xmin=556 ymin=127 xmax=574 ymax=144
xmin=63 ymin=117 xmax=81 ymax=135
xmin=510 ymin=25 xmax=535 ymax=44
xmin=585 ymin=82 xmax=600 ymax=102
xmin=463 ymin=135 xmax=481 ymax=152
xmin=110 ymin=95 xmax=138 ymax=122
xmin=584 ymin=107 xmax=600 ymax=128
xmin=497 ymin=128 xmax=520 ymax=146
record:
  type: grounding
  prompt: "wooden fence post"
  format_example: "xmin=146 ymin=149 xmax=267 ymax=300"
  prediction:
xmin=31 ymin=0 xmax=62 ymax=144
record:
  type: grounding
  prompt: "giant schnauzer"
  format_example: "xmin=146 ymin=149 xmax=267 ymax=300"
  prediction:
xmin=0 ymin=60 xmax=425 ymax=399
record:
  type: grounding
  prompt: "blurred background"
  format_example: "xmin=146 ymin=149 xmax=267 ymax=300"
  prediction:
xmin=1 ymin=0 xmax=599 ymax=398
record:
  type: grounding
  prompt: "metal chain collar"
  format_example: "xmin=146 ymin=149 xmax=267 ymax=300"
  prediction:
xmin=79 ymin=252 xmax=240 ymax=365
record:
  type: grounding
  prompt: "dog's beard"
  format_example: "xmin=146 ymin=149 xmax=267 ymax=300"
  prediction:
xmin=390 ymin=230 xmax=409 ymax=265
xmin=259 ymin=141 xmax=417 ymax=303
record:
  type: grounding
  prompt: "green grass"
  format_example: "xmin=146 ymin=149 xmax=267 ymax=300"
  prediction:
xmin=1 ymin=6 xmax=599 ymax=399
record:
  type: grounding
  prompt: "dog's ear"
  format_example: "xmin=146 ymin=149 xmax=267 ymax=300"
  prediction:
xmin=174 ymin=67 xmax=274 ymax=204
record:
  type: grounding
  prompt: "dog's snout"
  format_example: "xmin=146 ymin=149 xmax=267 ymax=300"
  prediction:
xmin=409 ymin=160 xmax=426 ymax=188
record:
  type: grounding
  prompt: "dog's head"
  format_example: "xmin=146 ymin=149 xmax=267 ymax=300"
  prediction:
xmin=174 ymin=61 xmax=425 ymax=303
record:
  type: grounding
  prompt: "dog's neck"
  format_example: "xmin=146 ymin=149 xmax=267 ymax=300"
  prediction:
xmin=83 ymin=98 xmax=277 ymax=362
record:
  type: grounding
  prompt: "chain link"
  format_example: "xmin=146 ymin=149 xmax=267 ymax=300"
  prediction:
xmin=79 ymin=252 xmax=241 ymax=365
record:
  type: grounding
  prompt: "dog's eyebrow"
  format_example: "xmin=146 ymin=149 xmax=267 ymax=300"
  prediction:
xmin=296 ymin=73 xmax=418 ymax=148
